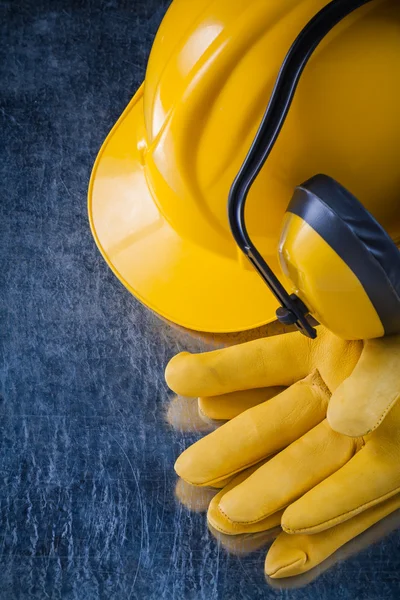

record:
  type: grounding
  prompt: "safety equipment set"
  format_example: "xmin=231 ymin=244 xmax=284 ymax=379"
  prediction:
xmin=89 ymin=0 xmax=400 ymax=580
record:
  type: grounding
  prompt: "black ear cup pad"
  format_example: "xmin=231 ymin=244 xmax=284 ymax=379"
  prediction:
xmin=287 ymin=174 xmax=400 ymax=335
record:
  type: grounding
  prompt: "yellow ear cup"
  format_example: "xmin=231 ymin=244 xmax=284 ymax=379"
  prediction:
xmin=278 ymin=174 xmax=400 ymax=340
xmin=279 ymin=212 xmax=385 ymax=340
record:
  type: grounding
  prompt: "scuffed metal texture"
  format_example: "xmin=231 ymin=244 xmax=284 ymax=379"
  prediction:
xmin=1 ymin=0 xmax=400 ymax=598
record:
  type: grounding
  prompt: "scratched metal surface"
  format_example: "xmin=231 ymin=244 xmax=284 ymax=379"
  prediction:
xmin=1 ymin=0 xmax=400 ymax=598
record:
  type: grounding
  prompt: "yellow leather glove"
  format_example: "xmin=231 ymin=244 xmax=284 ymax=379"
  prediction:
xmin=265 ymin=493 xmax=400 ymax=578
xmin=175 ymin=466 xmax=400 ymax=579
xmin=204 ymin=460 xmax=400 ymax=578
xmin=208 ymin=473 xmax=400 ymax=579
xmin=165 ymin=327 xmax=400 ymax=577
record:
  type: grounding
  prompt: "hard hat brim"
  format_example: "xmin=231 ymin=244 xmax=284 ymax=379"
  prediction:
xmin=88 ymin=85 xmax=280 ymax=333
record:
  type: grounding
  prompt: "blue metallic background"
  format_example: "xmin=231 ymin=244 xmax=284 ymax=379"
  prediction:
xmin=1 ymin=1 xmax=400 ymax=598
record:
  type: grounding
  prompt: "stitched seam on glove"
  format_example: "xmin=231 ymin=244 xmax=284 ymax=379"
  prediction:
xmin=366 ymin=391 xmax=400 ymax=435
xmin=311 ymin=368 xmax=332 ymax=398
xmin=217 ymin=501 xmax=292 ymax=525
xmin=190 ymin=371 xmax=330 ymax=487
xmin=208 ymin=517 xmax=281 ymax=536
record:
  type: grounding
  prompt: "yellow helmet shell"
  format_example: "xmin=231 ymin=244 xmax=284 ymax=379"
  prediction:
xmin=89 ymin=0 xmax=400 ymax=333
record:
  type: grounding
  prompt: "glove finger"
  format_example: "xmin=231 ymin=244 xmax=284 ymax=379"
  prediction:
xmin=266 ymin=493 xmax=400 ymax=579
xmin=207 ymin=462 xmax=283 ymax=535
xmin=199 ymin=386 xmax=286 ymax=421
xmin=175 ymin=370 xmax=329 ymax=486
xmin=165 ymin=330 xmax=312 ymax=398
xmin=217 ymin=420 xmax=357 ymax=525
xmin=328 ymin=335 xmax=400 ymax=437
xmin=282 ymin=432 xmax=400 ymax=535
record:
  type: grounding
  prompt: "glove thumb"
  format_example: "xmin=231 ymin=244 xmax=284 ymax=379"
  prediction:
xmin=327 ymin=335 xmax=400 ymax=437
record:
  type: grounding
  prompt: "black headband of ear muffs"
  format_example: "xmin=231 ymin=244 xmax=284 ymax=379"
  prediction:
xmin=228 ymin=0 xmax=375 ymax=339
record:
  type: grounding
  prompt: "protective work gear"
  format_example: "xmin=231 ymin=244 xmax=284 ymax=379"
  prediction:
xmin=170 ymin=401 xmax=400 ymax=581
xmin=89 ymin=0 xmax=400 ymax=334
xmin=265 ymin=493 xmax=400 ymax=578
xmin=211 ymin=472 xmax=400 ymax=579
xmin=228 ymin=0 xmax=400 ymax=340
xmin=165 ymin=327 xmax=400 ymax=577
xmin=206 ymin=500 xmax=400 ymax=584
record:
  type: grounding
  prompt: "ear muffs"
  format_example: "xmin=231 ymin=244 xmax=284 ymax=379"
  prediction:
xmin=229 ymin=0 xmax=400 ymax=339
xmin=283 ymin=174 xmax=400 ymax=337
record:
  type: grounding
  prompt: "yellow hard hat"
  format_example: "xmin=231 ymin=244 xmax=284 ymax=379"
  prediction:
xmin=89 ymin=0 xmax=400 ymax=334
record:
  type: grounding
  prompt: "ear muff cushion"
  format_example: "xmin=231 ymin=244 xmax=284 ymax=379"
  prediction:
xmin=305 ymin=175 xmax=400 ymax=293
xmin=287 ymin=174 xmax=400 ymax=336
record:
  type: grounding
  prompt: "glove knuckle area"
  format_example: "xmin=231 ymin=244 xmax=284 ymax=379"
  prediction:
xmin=309 ymin=331 xmax=362 ymax=393
xmin=174 ymin=371 xmax=330 ymax=487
